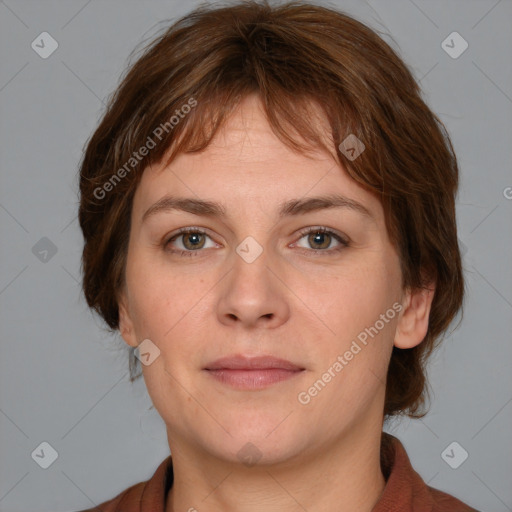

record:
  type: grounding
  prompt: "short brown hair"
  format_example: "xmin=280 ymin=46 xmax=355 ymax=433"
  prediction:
xmin=78 ymin=0 xmax=464 ymax=419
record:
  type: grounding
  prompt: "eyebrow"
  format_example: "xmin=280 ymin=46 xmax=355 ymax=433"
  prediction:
xmin=141 ymin=193 xmax=375 ymax=223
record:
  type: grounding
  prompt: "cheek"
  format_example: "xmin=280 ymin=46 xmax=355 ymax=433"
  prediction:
xmin=314 ymin=261 xmax=399 ymax=335
xmin=300 ymin=255 xmax=400 ymax=388
xmin=128 ymin=276 xmax=215 ymax=384
xmin=126 ymin=252 xmax=203 ymax=334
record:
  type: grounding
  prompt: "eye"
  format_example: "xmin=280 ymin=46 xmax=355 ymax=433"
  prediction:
xmin=293 ymin=227 xmax=349 ymax=254
xmin=163 ymin=226 xmax=349 ymax=258
xmin=164 ymin=227 xmax=217 ymax=256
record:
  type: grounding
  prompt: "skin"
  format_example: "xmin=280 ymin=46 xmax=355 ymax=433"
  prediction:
xmin=118 ymin=93 xmax=435 ymax=512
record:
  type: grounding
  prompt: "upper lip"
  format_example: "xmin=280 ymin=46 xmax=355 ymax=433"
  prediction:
xmin=204 ymin=355 xmax=304 ymax=371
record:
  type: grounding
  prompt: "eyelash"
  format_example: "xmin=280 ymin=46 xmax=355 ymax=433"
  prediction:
xmin=163 ymin=226 xmax=349 ymax=258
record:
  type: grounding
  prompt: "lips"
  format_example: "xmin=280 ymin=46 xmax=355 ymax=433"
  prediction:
xmin=204 ymin=355 xmax=305 ymax=390
xmin=203 ymin=355 xmax=306 ymax=390
xmin=204 ymin=354 xmax=304 ymax=371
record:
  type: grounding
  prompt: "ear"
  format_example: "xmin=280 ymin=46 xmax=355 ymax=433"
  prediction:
xmin=394 ymin=283 xmax=435 ymax=349
xmin=118 ymin=291 xmax=139 ymax=348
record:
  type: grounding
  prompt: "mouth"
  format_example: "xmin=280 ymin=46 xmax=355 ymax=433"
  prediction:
xmin=203 ymin=354 xmax=306 ymax=390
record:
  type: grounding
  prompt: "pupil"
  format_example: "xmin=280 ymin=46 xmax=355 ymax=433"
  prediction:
xmin=184 ymin=233 xmax=204 ymax=249
xmin=310 ymin=232 xmax=330 ymax=249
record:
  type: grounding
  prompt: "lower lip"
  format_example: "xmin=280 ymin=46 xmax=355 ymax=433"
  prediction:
xmin=204 ymin=369 xmax=304 ymax=390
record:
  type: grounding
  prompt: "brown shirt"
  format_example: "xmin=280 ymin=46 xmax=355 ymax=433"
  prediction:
xmin=76 ymin=433 xmax=479 ymax=512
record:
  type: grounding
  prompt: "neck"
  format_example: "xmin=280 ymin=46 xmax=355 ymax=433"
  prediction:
xmin=165 ymin=418 xmax=386 ymax=512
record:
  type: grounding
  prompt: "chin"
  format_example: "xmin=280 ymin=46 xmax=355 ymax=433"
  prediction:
xmin=202 ymin=423 xmax=307 ymax=465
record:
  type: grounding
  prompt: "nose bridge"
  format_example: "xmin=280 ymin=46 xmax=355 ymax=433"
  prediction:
xmin=216 ymin=232 xmax=289 ymax=327
xmin=230 ymin=234 xmax=274 ymax=299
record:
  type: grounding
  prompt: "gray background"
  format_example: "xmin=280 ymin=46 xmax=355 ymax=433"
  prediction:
xmin=0 ymin=0 xmax=511 ymax=511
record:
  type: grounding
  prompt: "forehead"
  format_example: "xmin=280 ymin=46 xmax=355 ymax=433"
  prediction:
xmin=132 ymin=95 xmax=382 ymax=222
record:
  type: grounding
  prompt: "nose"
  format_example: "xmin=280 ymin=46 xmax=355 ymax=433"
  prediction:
xmin=216 ymin=244 xmax=290 ymax=330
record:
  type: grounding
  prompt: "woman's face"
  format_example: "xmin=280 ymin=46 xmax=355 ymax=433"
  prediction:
xmin=118 ymin=94 xmax=429 ymax=466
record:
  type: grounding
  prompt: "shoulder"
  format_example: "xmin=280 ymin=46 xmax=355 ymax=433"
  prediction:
xmin=73 ymin=481 xmax=146 ymax=512
xmin=429 ymin=486 xmax=481 ymax=512
xmin=73 ymin=454 xmax=173 ymax=512
xmin=377 ymin=433 xmax=480 ymax=512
